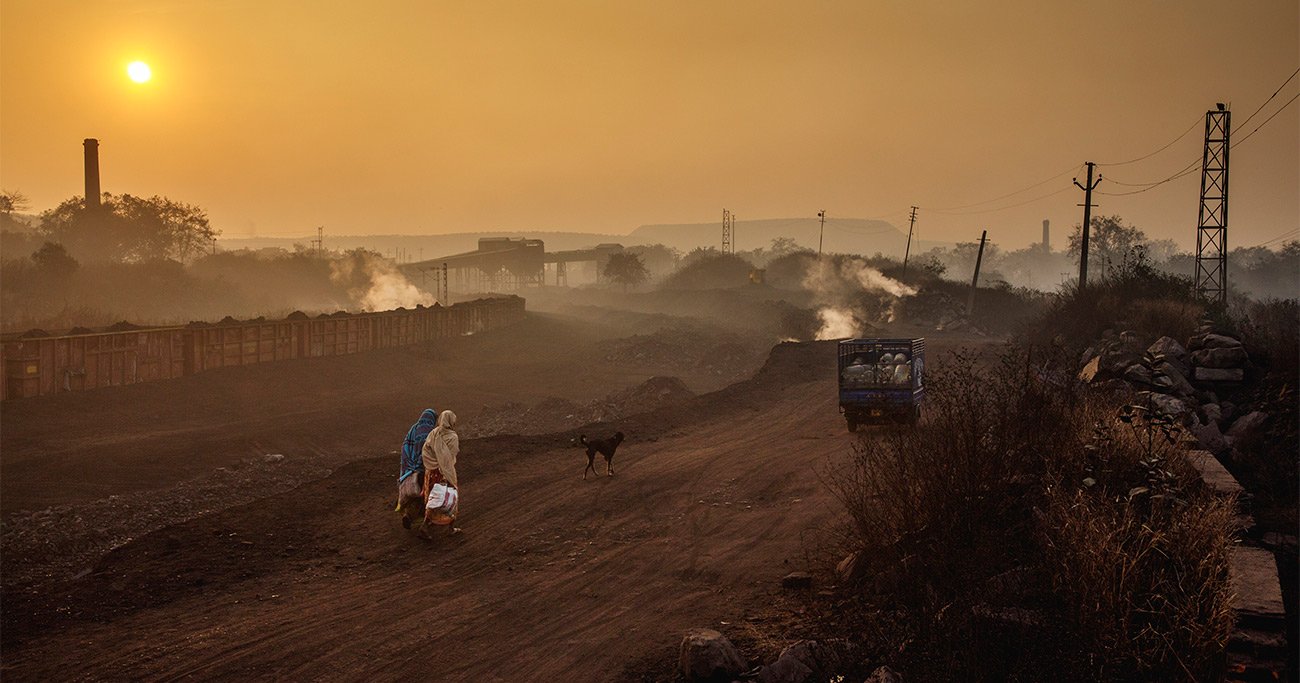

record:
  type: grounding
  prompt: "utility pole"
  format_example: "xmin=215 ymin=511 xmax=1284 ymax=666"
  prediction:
xmin=441 ymin=262 xmax=449 ymax=304
xmin=967 ymin=230 xmax=988 ymax=316
xmin=817 ymin=210 xmax=826 ymax=257
xmin=1195 ymin=104 xmax=1230 ymax=304
xmin=1073 ymin=162 xmax=1101 ymax=290
xmin=901 ymin=206 xmax=918 ymax=277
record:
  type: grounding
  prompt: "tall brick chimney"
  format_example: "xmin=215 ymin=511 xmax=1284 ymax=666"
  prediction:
xmin=84 ymin=138 xmax=101 ymax=208
xmin=1041 ymin=219 xmax=1050 ymax=251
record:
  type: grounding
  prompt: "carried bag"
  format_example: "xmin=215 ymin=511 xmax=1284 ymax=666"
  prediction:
xmin=425 ymin=482 xmax=459 ymax=515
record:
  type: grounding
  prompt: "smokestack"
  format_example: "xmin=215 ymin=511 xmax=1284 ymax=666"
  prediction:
xmin=1041 ymin=219 xmax=1050 ymax=251
xmin=83 ymin=138 xmax=101 ymax=208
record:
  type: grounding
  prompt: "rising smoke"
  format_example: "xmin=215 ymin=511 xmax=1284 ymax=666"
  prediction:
xmin=802 ymin=257 xmax=917 ymax=340
xmin=330 ymin=251 xmax=434 ymax=311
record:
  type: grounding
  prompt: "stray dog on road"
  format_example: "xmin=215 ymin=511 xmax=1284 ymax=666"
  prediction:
xmin=576 ymin=432 xmax=625 ymax=480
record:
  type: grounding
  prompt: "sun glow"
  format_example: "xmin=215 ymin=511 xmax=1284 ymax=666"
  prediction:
xmin=127 ymin=61 xmax=152 ymax=83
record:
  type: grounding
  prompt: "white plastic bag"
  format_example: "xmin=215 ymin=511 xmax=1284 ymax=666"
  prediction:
xmin=425 ymin=482 xmax=458 ymax=514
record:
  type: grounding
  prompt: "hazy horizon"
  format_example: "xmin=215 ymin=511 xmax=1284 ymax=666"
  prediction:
xmin=2 ymin=1 xmax=1296 ymax=252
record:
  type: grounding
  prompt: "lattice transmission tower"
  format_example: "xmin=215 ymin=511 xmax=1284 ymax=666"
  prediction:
xmin=1195 ymin=106 xmax=1230 ymax=304
xmin=721 ymin=209 xmax=735 ymax=255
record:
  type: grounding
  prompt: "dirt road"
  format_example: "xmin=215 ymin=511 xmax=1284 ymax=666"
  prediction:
xmin=2 ymin=312 xmax=988 ymax=680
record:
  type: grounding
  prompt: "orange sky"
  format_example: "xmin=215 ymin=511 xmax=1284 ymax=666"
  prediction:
xmin=1 ymin=1 xmax=1296 ymax=250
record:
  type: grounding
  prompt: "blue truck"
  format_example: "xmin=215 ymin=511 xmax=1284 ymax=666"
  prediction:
xmin=837 ymin=338 xmax=925 ymax=431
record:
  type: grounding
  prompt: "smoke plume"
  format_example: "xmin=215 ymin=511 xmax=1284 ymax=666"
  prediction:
xmin=331 ymin=251 xmax=434 ymax=311
xmin=802 ymin=257 xmax=917 ymax=340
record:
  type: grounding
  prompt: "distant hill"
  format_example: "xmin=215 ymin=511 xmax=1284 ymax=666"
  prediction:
xmin=216 ymin=219 xmax=953 ymax=262
xmin=217 ymin=231 xmax=627 ymax=262
xmin=629 ymin=217 xmax=942 ymax=258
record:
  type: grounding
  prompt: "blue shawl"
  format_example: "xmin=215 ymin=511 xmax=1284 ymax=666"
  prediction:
xmin=399 ymin=408 xmax=438 ymax=482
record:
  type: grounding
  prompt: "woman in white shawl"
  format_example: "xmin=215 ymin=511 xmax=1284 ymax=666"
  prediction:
xmin=420 ymin=410 xmax=461 ymax=536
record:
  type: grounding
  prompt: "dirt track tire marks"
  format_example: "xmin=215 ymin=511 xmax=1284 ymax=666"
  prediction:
xmin=3 ymin=334 xmax=988 ymax=680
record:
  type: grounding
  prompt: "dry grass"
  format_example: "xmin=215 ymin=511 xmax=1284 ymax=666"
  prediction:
xmin=821 ymin=345 xmax=1239 ymax=680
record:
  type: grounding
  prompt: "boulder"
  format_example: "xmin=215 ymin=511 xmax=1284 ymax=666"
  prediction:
xmin=1122 ymin=363 xmax=1154 ymax=386
xmin=782 ymin=571 xmax=813 ymax=589
xmin=678 ymin=629 xmax=746 ymax=682
xmin=1201 ymin=403 xmax=1224 ymax=427
xmin=1189 ymin=419 xmax=1231 ymax=455
xmin=1194 ymin=367 xmax=1245 ymax=382
xmin=1119 ymin=330 xmax=1142 ymax=349
xmin=1147 ymin=336 xmax=1189 ymax=362
xmin=866 ymin=665 xmax=904 ymax=682
xmin=835 ymin=551 xmax=863 ymax=585
xmin=1137 ymin=391 xmax=1190 ymax=419
xmin=1100 ymin=349 xmax=1142 ymax=376
xmin=1226 ymin=411 xmax=1269 ymax=441
xmin=1202 ymin=333 xmax=1243 ymax=349
xmin=754 ymin=640 xmax=852 ymax=683
xmin=1191 ymin=346 xmax=1248 ymax=369
xmin=1152 ymin=362 xmax=1196 ymax=397
xmin=1078 ymin=356 xmax=1103 ymax=383
xmin=754 ymin=652 xmax=813 ymax=683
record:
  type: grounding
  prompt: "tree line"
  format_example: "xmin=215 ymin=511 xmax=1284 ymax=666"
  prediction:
xmin=2 ymin=190 xmax=217 ymax=266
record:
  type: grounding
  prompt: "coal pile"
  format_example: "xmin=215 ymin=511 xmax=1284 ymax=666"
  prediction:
xmin=598 ymin=327 xmax=762 ymax=379
xmin=464 ymin=376 xmax=696 ymax=438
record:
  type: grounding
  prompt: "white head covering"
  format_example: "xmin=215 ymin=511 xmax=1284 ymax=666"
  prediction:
xmin=422 ymin=410 xmax=460 ymax=490
xmin=433 ymin=410 xmax=459 ymax=487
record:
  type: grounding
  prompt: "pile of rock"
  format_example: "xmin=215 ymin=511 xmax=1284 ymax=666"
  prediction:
xmin=676 ymin=629 xmax=892 ymax=683
xmin=1076 ymin=326 xmax=1268 ymax=455
xmin=1188 ymin=330 xmax=1250 ymax=383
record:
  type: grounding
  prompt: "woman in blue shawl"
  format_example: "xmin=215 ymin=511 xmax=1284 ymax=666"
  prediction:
xmin=396 ymin=408 xmax=437 ymax=528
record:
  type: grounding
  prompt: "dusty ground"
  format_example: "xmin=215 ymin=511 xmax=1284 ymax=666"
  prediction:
xmin=1 ymin=305 xmax=987 ymax=681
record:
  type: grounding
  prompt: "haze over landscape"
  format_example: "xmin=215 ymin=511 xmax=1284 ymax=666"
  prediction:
xmin=2 ymin=0 xmax=1296 ymax=251
xmin=3 ymin=3 xmax=1299 ymax=681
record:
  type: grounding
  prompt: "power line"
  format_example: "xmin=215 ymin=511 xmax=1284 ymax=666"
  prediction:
xmin=1231 ymin=89 xmax=1300 ymax=148
xmin=926 ymin=184 xmax=1074 ymax=215
xmin=822 ymin=217 xmax=900 ymax=235
xmin=1248 ymin=227 xmax=1300 ymax=249
xmin=1234 ymin=66 xmax=1299 ymax=131
xmin=1097 ymin=160 xmax=1201 ymax=196
xmin=1095 ymin=115 xmax=1203 ymax=167
xmin=1099 ymin=91 xmax=1297 ymax=197
xmin=1099 ymin=68 xmax=1299 ymax=196
xmin=926 ymin=164 xmax=1080 ymax=211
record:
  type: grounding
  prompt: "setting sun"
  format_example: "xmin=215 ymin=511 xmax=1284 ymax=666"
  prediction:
xmin=126 ymin=60 xmax=151 ymax=83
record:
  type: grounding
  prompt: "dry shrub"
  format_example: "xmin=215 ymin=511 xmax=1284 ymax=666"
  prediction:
xmin=824 ymin=345 xmax=1238 ymax=680
xmin=1041 ymin=489 xmax=1237 ymax=680
xmin=829 ymin=346 xmax=1079 ymax=602
xmin=1238 ymin=298 xmax=1299 ymax=383
xmin=1124 ymin=297 xmax=1205 ymax=343
xmin=1040 ymin=403 xmax=1238 ymax=680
